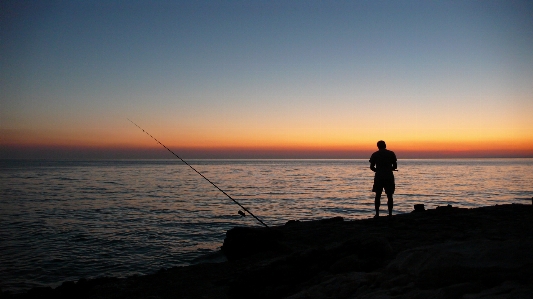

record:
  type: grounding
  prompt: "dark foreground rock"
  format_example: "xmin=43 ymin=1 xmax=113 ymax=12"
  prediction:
xmin=3 ymin=204 xmax=532 ymax=299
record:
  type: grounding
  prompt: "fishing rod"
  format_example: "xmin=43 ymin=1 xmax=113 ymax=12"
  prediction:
xmin=128 ymin=119 xmax=269 ymax=228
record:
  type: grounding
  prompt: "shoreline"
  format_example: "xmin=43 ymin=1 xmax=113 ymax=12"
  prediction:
xmin=3 ymin=203 xmax=532 ymax=298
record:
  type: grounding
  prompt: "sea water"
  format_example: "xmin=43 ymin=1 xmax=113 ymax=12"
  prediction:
xmin=1 ymin=159 xmax=532 ymax=293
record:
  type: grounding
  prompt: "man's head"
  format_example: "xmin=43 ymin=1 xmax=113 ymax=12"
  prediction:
xmin=377 ymin=140 xmax=386 ymax=149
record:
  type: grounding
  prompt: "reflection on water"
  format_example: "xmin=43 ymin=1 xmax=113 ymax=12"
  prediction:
xmin=1 ymin=159 xmax=532 ymax=292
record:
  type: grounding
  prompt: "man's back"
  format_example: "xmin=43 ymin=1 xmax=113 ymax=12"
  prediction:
xmin=370 ymin=149 xmax=397 ymax=172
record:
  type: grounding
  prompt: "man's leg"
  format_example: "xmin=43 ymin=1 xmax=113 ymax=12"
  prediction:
xmin=384 ymin=174 xmax=395 ymax=217
xmin=386 ymin=193 xmax=393 ymax=216
xmin=374 ymin=190 xmax=382 ymax=217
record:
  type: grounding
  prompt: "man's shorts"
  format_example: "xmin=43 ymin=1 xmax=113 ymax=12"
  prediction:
xmin=372 ymin=172 xmax=395 ymax=194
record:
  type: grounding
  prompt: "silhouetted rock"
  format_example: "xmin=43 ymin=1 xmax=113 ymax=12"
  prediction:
xmin=436 ymin=203 xmax=457 ymax=213
xmin=285 ymin=219 xmax=301 ymax=225
xmin=387 ymin=239 xmax=533 ymax=288
xmin=317 ymin=216 xmax=343 ymax=224
xmin=221 ymin=226 xmax=287 ymax=260
xmin=413 ymin=203 xmax=425 ymax=212
xmin=25 ymin=287 xmax=53 ymax=298
xmin=55 ymin=281 xmax=77 ymax=298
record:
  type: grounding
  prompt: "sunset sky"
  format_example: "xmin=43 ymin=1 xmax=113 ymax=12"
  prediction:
xmin=1 ymin=1 xmax=532 ymax=159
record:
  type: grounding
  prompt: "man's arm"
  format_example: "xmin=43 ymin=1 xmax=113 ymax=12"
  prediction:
xmin=392 ymin=161 xmax=397 ymax=171
xmin=369 ymin=153 xmax=377 ymax=172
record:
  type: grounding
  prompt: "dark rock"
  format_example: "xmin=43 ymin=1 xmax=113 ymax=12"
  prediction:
xmin=387 ymin=239 xmax=533 ymax=289
xmin=221 ymin=227 xmax=287 ymax=260
xmin=26 ymin=287 xmax=53 ymax=298
xmin=66 ymin=276 xmax=121 ymax=296
xmin=358 ymin=237 xmax=393 ymax=260
xmin=285 ymin=220 xmax=301 ymax=225
xmin=318 ymin=216 xmax=343 ymax=224
xmin=463 ymin=281 xmax=533 ymax=299
xmin=0 ymin=288 xmax=11 ymax=299
xmin=380 ymin=274 xmax=412 ymax=289
xmin=228 ymin=247 xmax=338 ymax=299
xmin=329 ymin=254 xmax=363 ymax=273
xmin=438 ymin=282 xmax=484 ymax=299
xmin=436 ymin=204 xmax=456 ymax=213
xmin=317 ymin=236 xmax=394 ymax=273
xmin=286 ymin=272 xmax=369 ymax=299
xmin=77 ymin=278 xmax=88 ymax=286
xmin=413 ymin=204 xmax=425 ymax=212
xmin=56 ymin=281 xmax=76 ymax=294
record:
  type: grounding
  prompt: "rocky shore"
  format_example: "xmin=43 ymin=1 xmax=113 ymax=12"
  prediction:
xmin=3 ymin=204 xmax=532 ymax=299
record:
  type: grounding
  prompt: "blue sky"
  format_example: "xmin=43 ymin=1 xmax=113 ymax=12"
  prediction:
xmin=1 ymin=1 xmax=532 ymax=158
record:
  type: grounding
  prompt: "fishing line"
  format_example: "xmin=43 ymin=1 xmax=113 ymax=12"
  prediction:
xmin=128 ymin=119 xmax=269 ymax=228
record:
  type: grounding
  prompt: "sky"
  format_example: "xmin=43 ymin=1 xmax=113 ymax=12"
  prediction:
xmin=1 ymin=0 xmax=532 ymax=159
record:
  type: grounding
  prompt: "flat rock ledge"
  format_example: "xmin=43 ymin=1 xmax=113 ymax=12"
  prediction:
xmin=3 ymin=204 xmax=532 ymax=299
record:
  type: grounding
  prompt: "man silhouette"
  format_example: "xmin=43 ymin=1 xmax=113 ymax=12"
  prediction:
xmin=369 ymin=140 xmax=397 ymax=217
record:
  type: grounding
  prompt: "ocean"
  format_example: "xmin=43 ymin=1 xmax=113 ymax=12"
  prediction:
xmin=1 ymin=159 xmax=532 ymax=293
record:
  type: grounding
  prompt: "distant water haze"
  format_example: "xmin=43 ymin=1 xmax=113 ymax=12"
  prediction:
xmin=1 ymin=159 xmax=532 ymax=293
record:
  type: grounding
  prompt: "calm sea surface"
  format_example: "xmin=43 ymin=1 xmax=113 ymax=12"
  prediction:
xmin=1 ymin=159 xmax=532 ymax=293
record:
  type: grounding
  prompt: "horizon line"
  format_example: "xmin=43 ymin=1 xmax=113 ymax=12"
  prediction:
xmin=2 ymin=144 xmax=532 ymax=160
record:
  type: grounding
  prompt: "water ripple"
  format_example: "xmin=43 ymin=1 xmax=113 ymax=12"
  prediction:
xmin=1 ymin=159 xmax=532 ymax=293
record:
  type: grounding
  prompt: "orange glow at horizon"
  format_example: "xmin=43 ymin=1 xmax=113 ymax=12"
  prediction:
xmin=3 ymin=130 xmax=532 ymax=159
xmin=2 ymin=116 xmax=532 ymax=158
xmin=4 ymin=134 xmax=532 ymax=153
